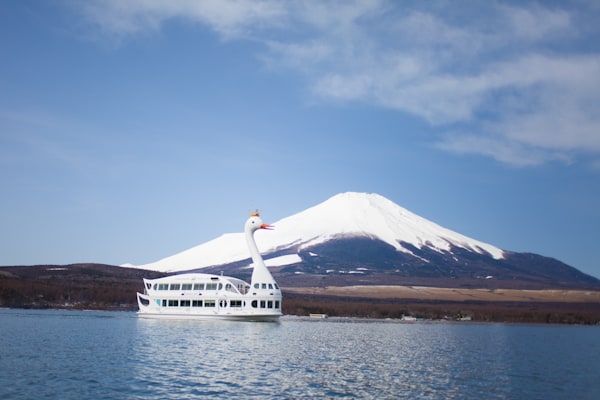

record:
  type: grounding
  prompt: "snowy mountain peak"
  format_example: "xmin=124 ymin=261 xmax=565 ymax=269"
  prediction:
xmin=268 ymin=192 xmax=504 ymax=259
xmin=131 ymin=192 xmax=504 ymax=273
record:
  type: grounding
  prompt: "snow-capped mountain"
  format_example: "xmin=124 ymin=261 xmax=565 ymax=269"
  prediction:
xmin=130 ymin=192 xmax=503 ymax=273
xmin=127 ymin=192 xmax=599 ymax=289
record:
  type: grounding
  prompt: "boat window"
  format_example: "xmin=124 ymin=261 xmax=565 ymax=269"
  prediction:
xmin=261 ymin=283 xmax=267 ymax=289
xmin=139 ymin=297 xmax=150 ymax=306
xmin=204 ymin=300 xmax=216 ymax=307
xmin=225 ymin=284 xmax=238 ymax=293
xmin=268 ymin=284 xmax=273 ymax=289
xmin=168 ymin=300 xmax=178 ymax=307
xmin=169 ymin=284 xmax=181 ymax=291
xmin=146 ymin=283 xmax=152 ymax=289
xmin=193 ymin=283 xmax=204 ymax=290
xmin=158 ymin=284 xmax=169 ymax=290
xmin=267 ymin=301 xmax=273 ymax=309
xmin=274 ymin=283 xmax=279 ymax=290
xmin=260 ymin=300 xmax=266 ymax=308
xmin=205 ymin=283 xmax=217 ymax=290
xmin=254 ymin=283 xmax=259 ymax=289
xmin=275 ymin=301 xmax=280 ymax=309
xmin=230 ymin=300 xmax=242 ymax=308
xmin=219 ymin=300 xmax=227 ymax=308
xmin=192 ymin=300 xmax=202 ymax=307
xmin=181 ymin=284 xmax=192 ymax=291
xmin=180 ymin=300 xmax=191 ymax=307
xmin=153 ymin=284 xmax=158 ymax=290
xmin=251 ymin=300 xmax=258 ymax=308
xmin=162 ymin=299 xmax=167 ymax=307
xmin=218 ymin=283 xmax=223 ymax=290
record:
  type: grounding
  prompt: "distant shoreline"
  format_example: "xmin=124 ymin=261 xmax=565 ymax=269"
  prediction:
xmin=283 ymin=285 xmax=600 ymax=303
xmin=282 ymin=287 xmax=600 ymax=325
xmin=2 ymin=293 xmax=599 ymax=325
xmin=2 ymin=264 xmax=600 ymax=324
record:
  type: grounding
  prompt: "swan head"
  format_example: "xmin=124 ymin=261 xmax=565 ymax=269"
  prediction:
xmin=245 ymin=214 xmax=273 ymax=234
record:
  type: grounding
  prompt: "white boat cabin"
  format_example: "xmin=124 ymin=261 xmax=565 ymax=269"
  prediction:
xmin=137 ymin=273 xmax=282 ymax=321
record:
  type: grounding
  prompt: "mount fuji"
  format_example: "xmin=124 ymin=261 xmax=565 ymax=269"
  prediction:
xmin=126 ymin=192 xmax=599 ymax=289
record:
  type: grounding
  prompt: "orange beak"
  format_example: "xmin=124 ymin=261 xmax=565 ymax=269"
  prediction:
xmin=260 ymin=223 xmax=274 ymax=230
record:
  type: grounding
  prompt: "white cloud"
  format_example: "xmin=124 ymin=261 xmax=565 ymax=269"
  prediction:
xmin=79 ymin=0 xmax=287 ymax=39
xmin=499 ymin=3 xmax=572 ymax=42
xmin=434 ymin=133 xmax=572 ymax=167
xmin=72 ymin=0 xmax=600 ymax=167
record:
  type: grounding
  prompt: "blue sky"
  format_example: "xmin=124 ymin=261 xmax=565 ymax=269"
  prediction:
xmin=1 ymin=0 xmax=599 ymax=278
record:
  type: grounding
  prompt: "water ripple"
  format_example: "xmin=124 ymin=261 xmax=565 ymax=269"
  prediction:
xmin=1 ymin=311 xmax=599 ymax=399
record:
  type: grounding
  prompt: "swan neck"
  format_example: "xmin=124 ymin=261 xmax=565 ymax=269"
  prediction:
xmin=245 ymin=228 xmax=265 ymax=268
xmin=245 ymin=226 xmax=277 ymax=286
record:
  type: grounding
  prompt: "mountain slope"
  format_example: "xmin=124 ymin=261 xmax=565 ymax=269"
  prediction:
xmin=127 ymin=192 xmax=599 ymax=289
xmin=130 ymin=192 xmax=503 ymax=272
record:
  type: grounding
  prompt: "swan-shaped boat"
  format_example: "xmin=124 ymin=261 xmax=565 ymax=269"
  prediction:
xmin=136 ymin=212 xmax=282 ymax=321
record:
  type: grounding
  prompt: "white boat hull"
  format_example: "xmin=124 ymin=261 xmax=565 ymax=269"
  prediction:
xmin=136 ymin=311 xmax=280 ymax=322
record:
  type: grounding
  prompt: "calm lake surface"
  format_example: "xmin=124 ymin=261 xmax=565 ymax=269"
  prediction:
xmin=0 ymin=309 xmax=598 ymax=399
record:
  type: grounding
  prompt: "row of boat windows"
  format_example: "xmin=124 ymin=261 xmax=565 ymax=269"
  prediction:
xmin=153 ymin=283 xmax=237 ymax=291
xmin=151 ymin=282 xmax=279 ymax=291
xmin=157 ymin=299 xmax=281 ymax=309
xmin=253 ymin=283 xmax=280 ymax=290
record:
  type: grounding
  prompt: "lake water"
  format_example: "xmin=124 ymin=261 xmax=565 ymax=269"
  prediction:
xmin=0 ymin=309 xmax=598 ymax=399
